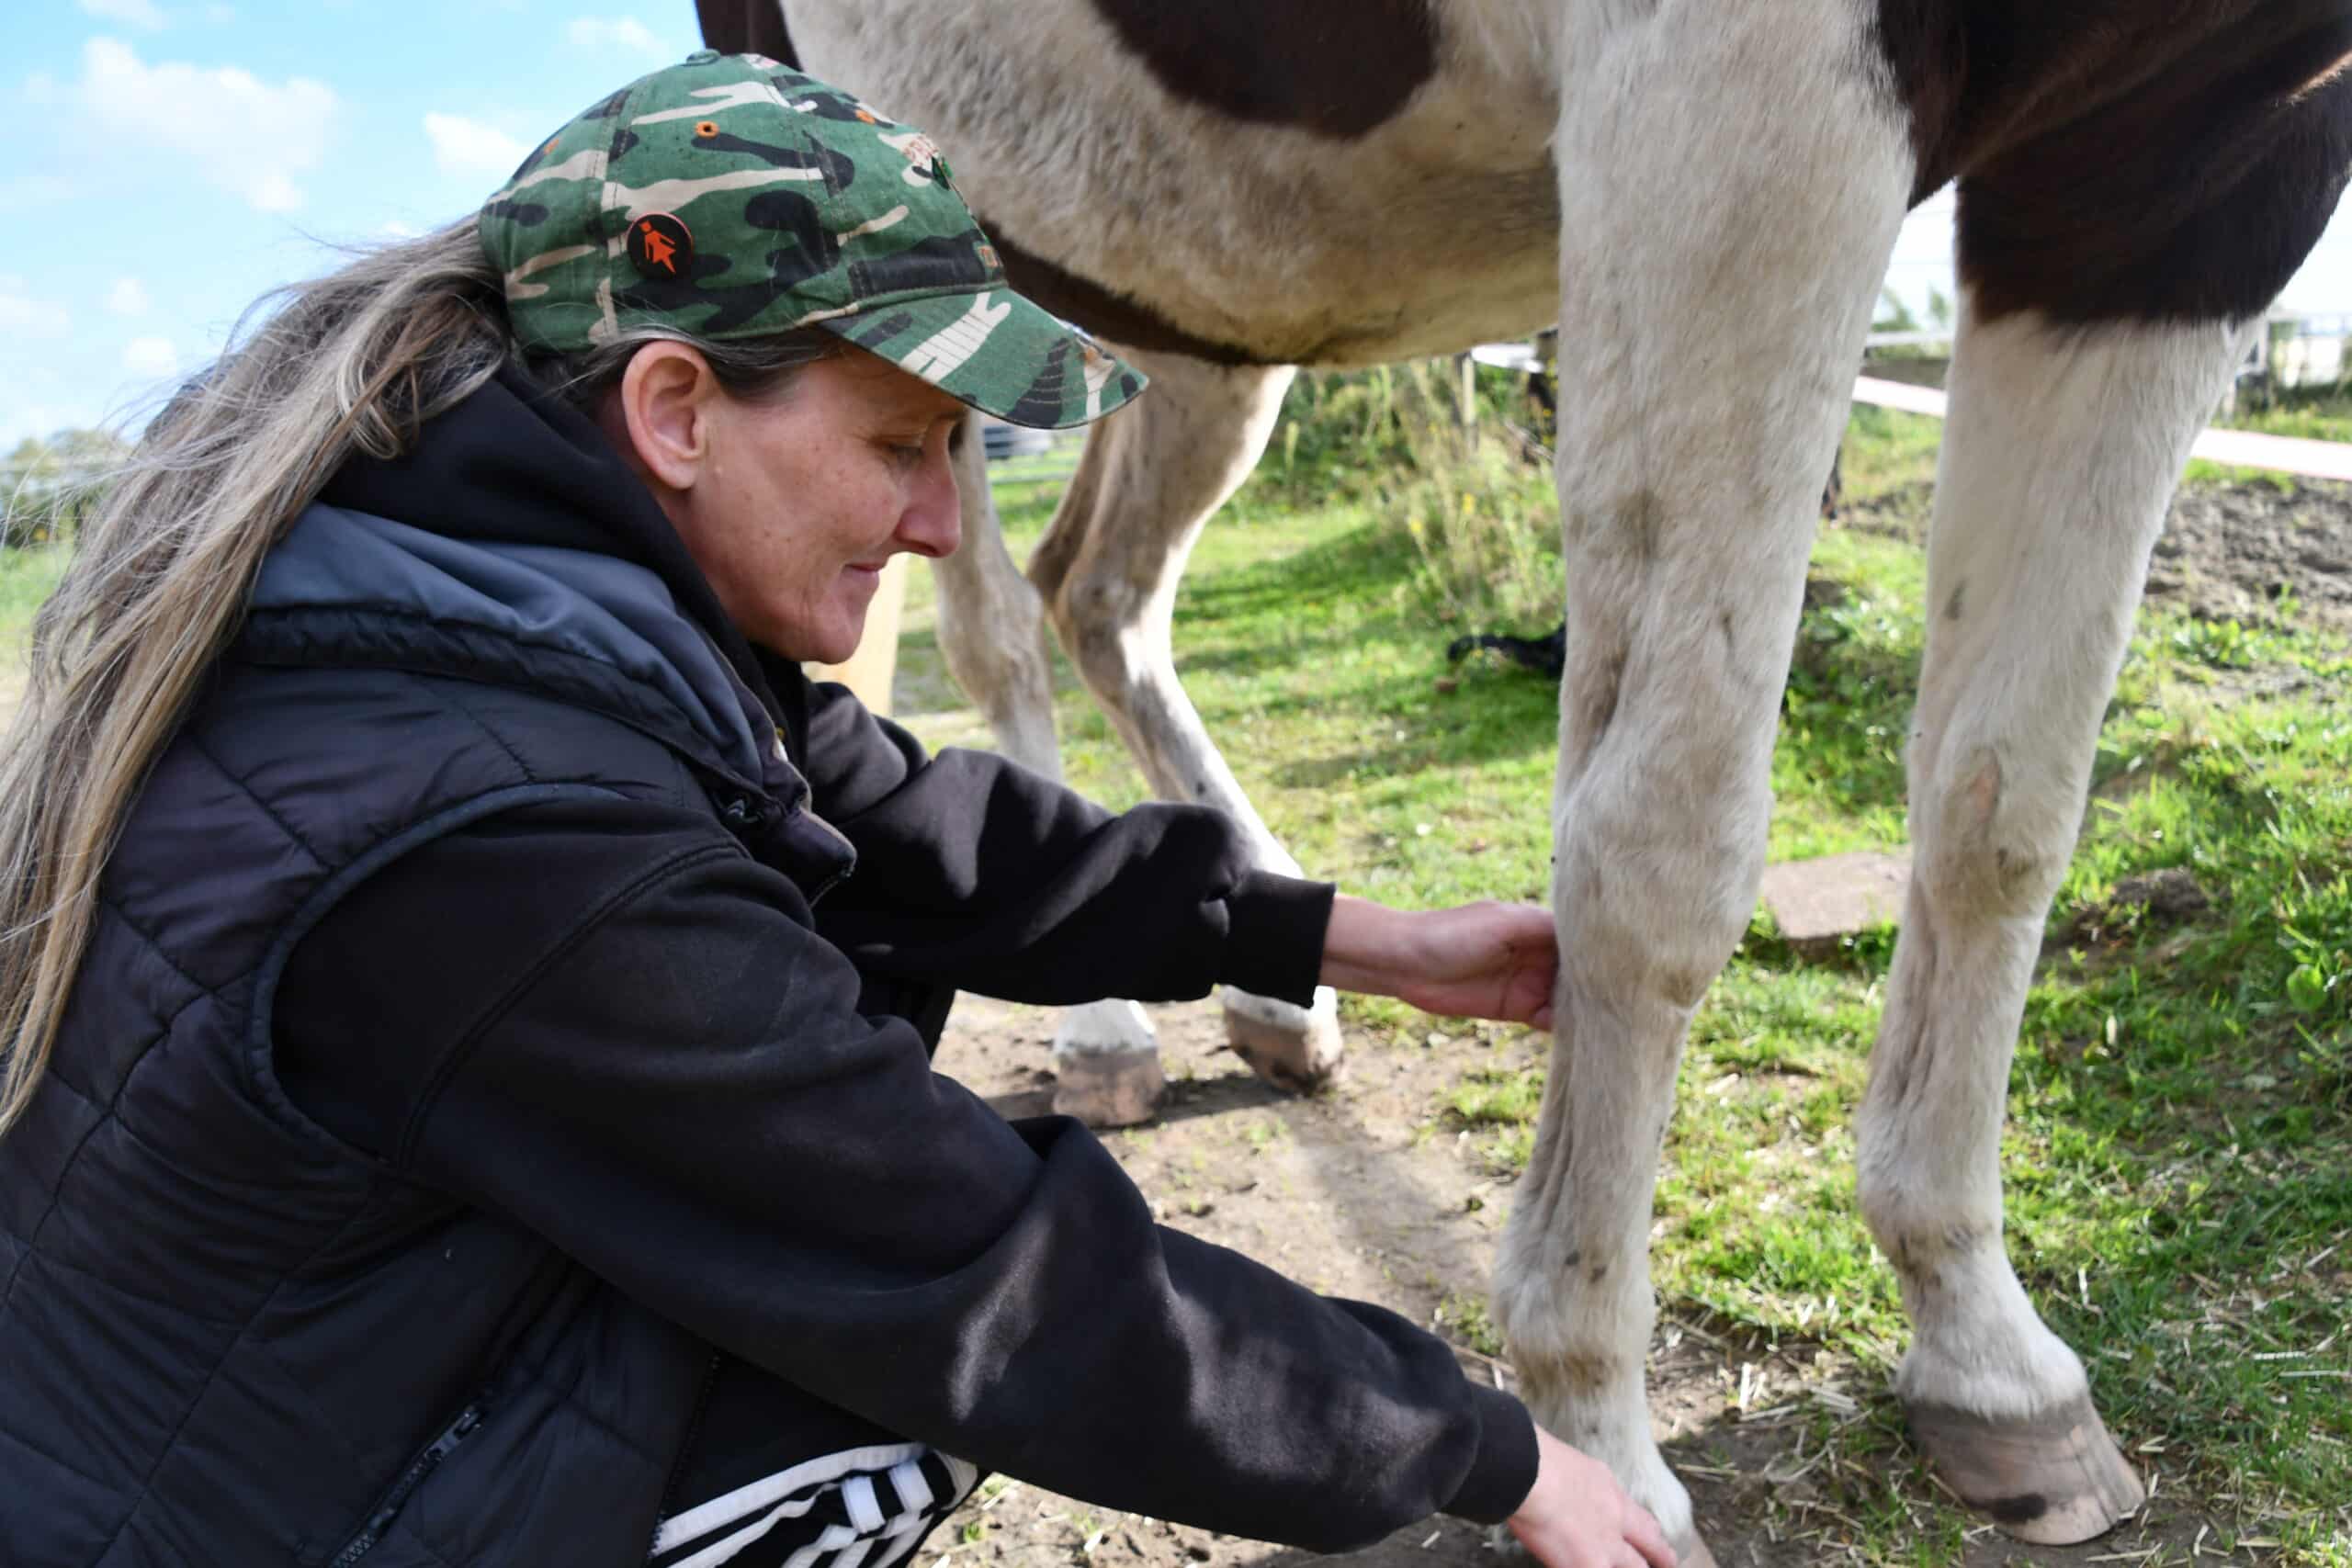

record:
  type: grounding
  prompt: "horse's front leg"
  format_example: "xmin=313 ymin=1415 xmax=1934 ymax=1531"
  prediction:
xmin=1491 ymin=6 xmax=1913 ymax=1562
xmin=1857 ymin=299 xmax=2252 ymax=1546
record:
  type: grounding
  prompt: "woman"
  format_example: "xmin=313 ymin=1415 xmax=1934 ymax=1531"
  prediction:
xmin=0 ymin=52 xmax=1670 ymax=1568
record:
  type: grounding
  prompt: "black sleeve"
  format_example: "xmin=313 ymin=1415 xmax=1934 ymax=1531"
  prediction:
xmin=797 ymin=678 xmax=1334 ymax=1008
xmin=272 ymin=796 xmax=1535 ymax=1552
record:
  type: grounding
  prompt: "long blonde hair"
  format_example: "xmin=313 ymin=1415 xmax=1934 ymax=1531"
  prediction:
xmin=0 ymin=218 xmax=834 ymax=1137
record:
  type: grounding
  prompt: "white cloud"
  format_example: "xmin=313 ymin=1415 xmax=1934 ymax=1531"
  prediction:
xmin=567 ymin=16 xmax=666 ymax=57
xmin=122 ymin=337 xmax=180 ymax=378
xmin=423 ymin=112 xmax=530 ymax=181
xmin=78 ymin=0 xmax=170 ymax=29
xmin=379 ymin=220 xmax=421 ymax=239
xmin=0 ymin=277 xmax=72 ymax=341
xmin=0 ymin=174 xmax=73 ymax=206
xmin=67 ymin=39 xmax=336 ymax=213
xmin=107 ymin=277 xmax=151 ymax=316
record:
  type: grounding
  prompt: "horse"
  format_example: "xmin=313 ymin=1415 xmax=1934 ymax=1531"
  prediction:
xmin=696 ymin=3 xmax=2352 ymax=1560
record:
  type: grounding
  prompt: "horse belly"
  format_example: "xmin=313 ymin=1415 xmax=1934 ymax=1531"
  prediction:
xmin=784 ymin=0 xmax=1566 ymax=366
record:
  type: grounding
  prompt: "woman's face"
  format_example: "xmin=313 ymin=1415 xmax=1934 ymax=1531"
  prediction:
xmin=622 ymin=344 xmax=967 ymax=664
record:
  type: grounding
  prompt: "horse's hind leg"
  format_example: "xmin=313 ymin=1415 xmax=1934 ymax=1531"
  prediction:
xmin=1858 ymin=300 xmax=2256 ymax=1549
xmin=936 ymin=414 xmax=1164 ymax=1118
xmin=1493 ymin=4 xmax=1912 ymax=1561
xmin=1026 ymin=354 xmax=1346 ymax=1092
xmin=937 ymin=412 xmax=1064 ymax=779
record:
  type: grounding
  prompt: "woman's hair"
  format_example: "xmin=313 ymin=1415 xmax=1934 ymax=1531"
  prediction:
xmin=0 ymin=216 xmax=840 ymax=1138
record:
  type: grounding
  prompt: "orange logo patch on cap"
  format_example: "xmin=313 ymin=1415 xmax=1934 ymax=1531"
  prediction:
xmin=628 ymin=212 xmax=694 ymax=278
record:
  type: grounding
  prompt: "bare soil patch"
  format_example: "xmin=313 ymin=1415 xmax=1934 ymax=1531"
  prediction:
xmin=1844 ymin=475 xmax=2352 ymax=642
xmin=2145 ymin=479 xmax=2352 ymax=635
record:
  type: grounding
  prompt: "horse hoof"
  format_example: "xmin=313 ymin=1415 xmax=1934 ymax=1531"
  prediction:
xmin=1050 ymin=1044 xmax=1166 ymax=1127
xmin=1906 ymin=1393 xmax=2145 ymax=1544
xmin=1050 ymin=999 xmax=1164 ymax=1126
xmin=1221 ymin=985 xmax=1343 ymax=1092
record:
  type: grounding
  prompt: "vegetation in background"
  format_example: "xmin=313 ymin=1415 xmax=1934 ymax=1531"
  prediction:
xmin=2 ymin=430 xmax=126 ymax=548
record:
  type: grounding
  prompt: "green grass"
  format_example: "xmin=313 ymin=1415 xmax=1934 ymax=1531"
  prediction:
xmin=2220 ymin=386 xmax=2352 ymax=445
xmin=900 ymin=400 xmax=2352 ymax=1562
xmin=0 ymin=541 xmax=69 ymax=632
xmin=0 ymin=542 xmax=71 ymax=708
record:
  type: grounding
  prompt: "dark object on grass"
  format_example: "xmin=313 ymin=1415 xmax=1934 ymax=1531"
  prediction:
xmin=1443 ymin=453 xmax=1844 ymax=679
xmin=1446 ymin=625 xmax=1566 ymax=678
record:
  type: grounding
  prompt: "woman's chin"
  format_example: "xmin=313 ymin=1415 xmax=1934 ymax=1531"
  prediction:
xmin=797 ymin=613 xmax=868 ymax=669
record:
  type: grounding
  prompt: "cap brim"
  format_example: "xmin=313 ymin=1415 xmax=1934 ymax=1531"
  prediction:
xmin=818 ymin=288 xmax=1147 ymax=429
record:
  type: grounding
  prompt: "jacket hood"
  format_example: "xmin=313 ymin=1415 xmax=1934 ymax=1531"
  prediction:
xmin=246 ymin=367 xmax=807 ymax=803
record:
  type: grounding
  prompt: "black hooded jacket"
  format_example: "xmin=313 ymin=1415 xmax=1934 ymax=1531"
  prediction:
xmin=0 ymin=370 xmax=1536 ymax=1565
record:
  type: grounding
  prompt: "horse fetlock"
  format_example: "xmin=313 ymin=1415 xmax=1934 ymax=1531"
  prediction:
xmin=1510 ymin=1360 xmax=1693 ymax=1545
xmin=1890 ymin=1259 xmax=2092 ymax=1425
xmin=1851 ymin=1151 xmax=2003 ymax=1281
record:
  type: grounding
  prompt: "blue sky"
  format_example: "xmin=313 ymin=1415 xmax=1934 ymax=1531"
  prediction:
xmin=6 ymin=0 xmax=706 ymax=446
xmin=6 ymin=3 xmax=2352 ymax=448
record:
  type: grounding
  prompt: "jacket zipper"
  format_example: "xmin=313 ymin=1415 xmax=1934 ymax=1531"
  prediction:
xmin=646 ymin=1351 xmax=727 ymax=1564
xmin=326 ymin=1397 xmax=491 ymax=1567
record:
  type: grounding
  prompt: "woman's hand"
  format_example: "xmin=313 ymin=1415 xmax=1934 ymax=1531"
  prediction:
xmin=1508 ymin=1425 xmax=1678 ymax=1568
xmin=1318 ymin=895 xmax=1558 ymax=1029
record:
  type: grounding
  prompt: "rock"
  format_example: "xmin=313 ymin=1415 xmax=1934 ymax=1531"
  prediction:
xmin=2109 ymin=866 xmax=2211 ymax=921
xmin=1757 ymin=850 xmax=1910 ymax=950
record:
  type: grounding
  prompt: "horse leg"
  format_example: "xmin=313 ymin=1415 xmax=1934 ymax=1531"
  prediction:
xmin=1857 ymin=301 xmax=2251 ymax=1542
xmin=936 ymin=413 xmax=1066 ymax=775
xmin=1492 ymin=6 xmax=1912 ymax=1561
xmin=1027 ymin=355 xmax=1345 ymax=1092
xmin=936 ymin=415 xmax=1163 ymax=1122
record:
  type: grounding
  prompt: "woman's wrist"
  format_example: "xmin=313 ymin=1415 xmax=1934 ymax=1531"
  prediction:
xmin=1318 ymin=894 xmax=1414 ymax=996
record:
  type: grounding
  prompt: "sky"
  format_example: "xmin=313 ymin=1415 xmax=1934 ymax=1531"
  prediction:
xmin=7 ymin=3 xmax=2352 ymax=449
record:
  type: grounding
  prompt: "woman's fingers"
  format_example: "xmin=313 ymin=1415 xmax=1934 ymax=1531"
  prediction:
xmin=1624 ymin=1502 xmax=1677 ymax=1568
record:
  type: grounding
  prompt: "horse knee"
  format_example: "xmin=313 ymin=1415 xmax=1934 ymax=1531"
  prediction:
xmin=1914 ymin=743 xmax=2075 ymax=921
xmin=1552 ymin=814 xmax=1761 ymax=1016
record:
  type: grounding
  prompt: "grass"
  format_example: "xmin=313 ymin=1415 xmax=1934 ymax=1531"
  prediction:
xmin=0 ymin=542 xmax=70 ymax=714
xmin=894 ymin=392 xmax=2351 ymax=1563
xmin=2220 ymin=385 xmax=2352 ymax=445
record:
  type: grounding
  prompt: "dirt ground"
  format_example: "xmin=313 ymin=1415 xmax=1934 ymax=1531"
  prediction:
xmin=922 ymin=998 xmax=2246 ymax=1568
xmin=1849 ymin=475 xmax=2352 ymax=640
xmin=2145 ymin=479 xmax=2352 ymax=635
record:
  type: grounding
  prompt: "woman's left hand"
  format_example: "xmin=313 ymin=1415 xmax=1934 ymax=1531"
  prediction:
xmin=1319 ymin=895 xmax=1559 ymax=1030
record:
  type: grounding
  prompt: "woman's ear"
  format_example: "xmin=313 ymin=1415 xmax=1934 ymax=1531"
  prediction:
xmin=614 ymin=342 xmax=720 ymax=493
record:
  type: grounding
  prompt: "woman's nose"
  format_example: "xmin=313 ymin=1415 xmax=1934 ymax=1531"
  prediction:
xmin=897 ymin=443 xmax=962 ymax=559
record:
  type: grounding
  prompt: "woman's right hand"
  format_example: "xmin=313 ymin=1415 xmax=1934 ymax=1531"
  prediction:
xmin=1506 ymin=1424 xmax=1679 ymax=1568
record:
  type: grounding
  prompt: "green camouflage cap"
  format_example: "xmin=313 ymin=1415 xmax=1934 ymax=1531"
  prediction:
xmin=480 ymin=51 xmax=1144 ymax=428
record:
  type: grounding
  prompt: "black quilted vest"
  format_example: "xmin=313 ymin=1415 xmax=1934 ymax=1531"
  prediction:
xmin=0 ymin=390 xmax=858 ymax=1565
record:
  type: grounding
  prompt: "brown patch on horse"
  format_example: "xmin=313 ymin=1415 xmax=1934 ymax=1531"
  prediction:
xmin=1876 ymin=1 xmax=2352 ymax=324
xmin=988 ymin=232 xmax=1273 ymax=367
xmin=695 ymin=0 xmax=797 ymax=66
xmin=1089 ymin=0 xmax=1436 ymax=138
